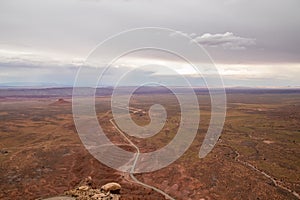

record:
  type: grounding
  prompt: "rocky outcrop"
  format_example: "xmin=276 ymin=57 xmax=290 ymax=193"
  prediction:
xmin=64 ymin=177 xmax=121 ymax=200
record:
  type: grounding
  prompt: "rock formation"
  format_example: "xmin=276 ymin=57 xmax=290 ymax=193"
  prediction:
xmin=64 ymin=177 xmax=121 ymax=200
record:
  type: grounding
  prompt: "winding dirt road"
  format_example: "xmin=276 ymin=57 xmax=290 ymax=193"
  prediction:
xmin=110 ymin=106 xmax=176 ymax=200
xmin=222 ymin=144 xmax=300 ymax=199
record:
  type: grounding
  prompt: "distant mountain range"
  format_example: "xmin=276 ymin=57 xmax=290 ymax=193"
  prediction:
xmin=0 ymin=85 xmax=299 ymax=98
xmin=0 ymin=82 xmax=299 ymax=89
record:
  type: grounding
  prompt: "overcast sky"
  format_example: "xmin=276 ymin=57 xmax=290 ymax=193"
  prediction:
xmin=0 ymin=0 xmax=299 ymax=87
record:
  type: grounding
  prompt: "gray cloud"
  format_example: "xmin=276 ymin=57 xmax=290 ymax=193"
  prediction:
xmin=193 ymin=32 xmax=256 ymax=50
xmin=169 ymin=31 xmax=256 ymax=50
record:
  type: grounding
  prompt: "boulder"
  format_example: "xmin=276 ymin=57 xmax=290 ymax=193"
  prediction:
xmin=101 ymin=182 xmax=121 ymax=193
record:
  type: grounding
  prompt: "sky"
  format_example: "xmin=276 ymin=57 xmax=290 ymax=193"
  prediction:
xmin=0 ymin=0 xmax=299 ymax=87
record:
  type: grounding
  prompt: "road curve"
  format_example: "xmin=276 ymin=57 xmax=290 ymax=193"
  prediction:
xmin=109 ymin=116 xmax=176 ymax=200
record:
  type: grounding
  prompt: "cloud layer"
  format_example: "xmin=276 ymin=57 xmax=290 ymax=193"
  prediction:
xmin=0 ymin=0 xmax=299 ymax=87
